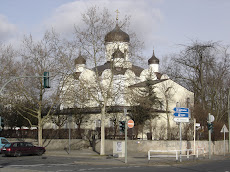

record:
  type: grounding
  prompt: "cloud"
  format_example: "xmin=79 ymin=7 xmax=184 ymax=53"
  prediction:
xmin=43 ymin=1 xmax=88 ymax=35
xmin=0 ymin=14 xmax=17 ymax=42
xmin=43 ymin=0 xmax=164 ymax=52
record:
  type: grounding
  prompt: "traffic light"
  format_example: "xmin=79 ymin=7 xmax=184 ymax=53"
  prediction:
xmin=0 ymin=116 xmax=4 ymax=131
xmin=43 ymin=72 xmax=50 ymax=88
xmin=119 ymin=121 xmax=126 ymax=133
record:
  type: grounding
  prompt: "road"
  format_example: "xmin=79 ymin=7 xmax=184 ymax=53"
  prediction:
xmin=0 ymin=154 xmax=230 ymax=172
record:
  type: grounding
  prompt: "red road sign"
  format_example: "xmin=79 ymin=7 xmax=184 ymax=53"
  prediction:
xmin=128 ymin=120 xmax=134 ymax=128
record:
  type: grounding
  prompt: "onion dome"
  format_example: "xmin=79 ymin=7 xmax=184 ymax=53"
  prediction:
xmin=75 ymin=53 xmax=86 ymax=65
xmin=112 ymin=48 xmax=125 ymax=59
xmin=105 ymin=24 xmax=130 ymax=42
xmin=148 ymin=49 xmax=159 ymax=65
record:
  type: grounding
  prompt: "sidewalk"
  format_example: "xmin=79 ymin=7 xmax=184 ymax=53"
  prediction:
xmin=44 ymin=149 xmax=230 ymax=166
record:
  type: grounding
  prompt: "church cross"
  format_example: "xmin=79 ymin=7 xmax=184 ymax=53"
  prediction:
xmin=115 ymin=9 xmax=119 ymax=22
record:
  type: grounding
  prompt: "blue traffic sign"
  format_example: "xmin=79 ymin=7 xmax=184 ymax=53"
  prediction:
xmin=173 ymin=112 xmax=189 ymax=117
xmin=173 ymin=107 xmax=190 ymax=118
xmin=173 ymin=107 xmax=189 ymax=113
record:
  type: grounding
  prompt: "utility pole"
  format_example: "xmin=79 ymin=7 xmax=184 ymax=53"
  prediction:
xmin=68 ymin=114 xmax=72 ymax=154
xmin=124 ymin=108 xmax=127 ymax=164
xmin=179 ymin=121 xmax=182 ymax=162
xmin=193 ymin=118 xmax=196 ymax=155
xmin=208 ymin=113 xmax=213 ymax=159
xmin=208 ymin=122 xmax=211 ymax=159
xmin=228 ymin=88 xmax=230 ymax=153
xmin=176 ymin=102 xmax=182 ymax=162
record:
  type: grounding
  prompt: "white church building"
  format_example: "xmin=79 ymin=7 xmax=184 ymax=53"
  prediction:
xmin=57 ymin=21 xmax=194 ymax=140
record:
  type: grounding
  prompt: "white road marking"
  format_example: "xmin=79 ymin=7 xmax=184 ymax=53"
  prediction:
xmin=8 ymin=163 xmax=141 ymax=172
xmin=9 ymin=163 xmax=73 ymax=167
xmin=76 ymin=166 xmax=141 ymax=171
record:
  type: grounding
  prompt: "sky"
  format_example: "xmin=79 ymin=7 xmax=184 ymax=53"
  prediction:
xmin=1 ymin=0 xmax=230 ymax=61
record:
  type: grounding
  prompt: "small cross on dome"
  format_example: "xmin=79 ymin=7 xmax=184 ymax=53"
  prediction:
xmin=115 ymin=9 xmax=119 ymax=23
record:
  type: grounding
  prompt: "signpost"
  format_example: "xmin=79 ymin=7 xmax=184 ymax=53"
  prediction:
xmin=193 ymin=118 xmax=196 ymax=156
xmin=173 ymin=107 xmax=190 ymax=162
xmin=208 ymin=113 xmax=215 ymax=159
xmin=123 ymin=112 xmax=135 ymax=164
xmin=220 ymin=124 xmax=229 ymax=156
xmin=123 ymin=108 xmax=128 ymax=164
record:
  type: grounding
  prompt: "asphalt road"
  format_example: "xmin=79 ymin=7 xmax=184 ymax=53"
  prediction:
xmin=0 ymin=154 xmax=230 ymax=172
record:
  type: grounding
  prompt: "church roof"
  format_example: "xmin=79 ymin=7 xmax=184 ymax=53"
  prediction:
xmin=128 ymin=79 xmax=168 ymax=88
xmin=155 ymin=72 xmax=163 ymax=79
xmin=73 ymin=72 xmax=81 ymax=79
xmin=148 ymin=49 xmax=159 ymax=65
xmin=105 ymin=24 xmax=130 ymax=43
xmin=75 ymin=53 xmax=86 ymax=65
xmin=112 ymin=48 xmax=125 ymax=59
xmin=92 ymin=61 xmax=144 ymax=77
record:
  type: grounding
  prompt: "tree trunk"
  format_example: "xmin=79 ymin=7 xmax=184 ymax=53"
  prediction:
xmin=100 ymin=106 xmax=105 ymax=155
xmin=38 ymin=113 xmax=43 ymax=147
xmin=166 ymin=99 xmax=171 ymax=140
xmin=199 ymin=53 xmax=206 ymax=110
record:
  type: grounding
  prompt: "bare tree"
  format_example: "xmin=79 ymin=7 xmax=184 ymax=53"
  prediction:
xmin=157 ymin=80 xmax=176 ymax=140
xmin=50 ymin=114 xmax=67 ymax=129
xmin=0 ymin=44 xmax=18 ymax=89
xmin=0 ymin=44 xmax=24 ymax=129
xmin=69 ymin=6 xmax=143 ymax=155
xmin=2 ymin=30 xmax=75 ymax=146
xmin=164 ymin=41 xmax=230 ymax=125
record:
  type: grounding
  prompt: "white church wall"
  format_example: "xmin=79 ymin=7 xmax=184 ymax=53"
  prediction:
xmin=161 ymin=74 xmax=169 ymax=79
xmin=140 ymin=69 xmax=157 ymax=81
xmin=60 ymin=76 xmax=76 ymax=109
xmin=124 ymin=70 xmax=136 ymax=84
xmin=110 ymin=75 xmax=126 ymax=106
xmin=101 ymin=69 xmax=112 ymax=89
xmin=155 ymin=79 xmax=193 ymax=129
xmin=75 ymin=64 xmax=85 ymax=72
xmin=79 ymin=69 xmax=96 ymax=82
xmin=133 ymin=79 xmax=194 ymax=140
xmin=105 ymin=42 xmax=129 ymax=61
xmin=149 ymin=64 xmax=159 ymax=73
xmin=156 ymin=80 xmax=193 ymax=109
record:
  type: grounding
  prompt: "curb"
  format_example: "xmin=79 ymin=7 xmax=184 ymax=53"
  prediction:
xmin=72 ymin=157 xmax=228 ymax=167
